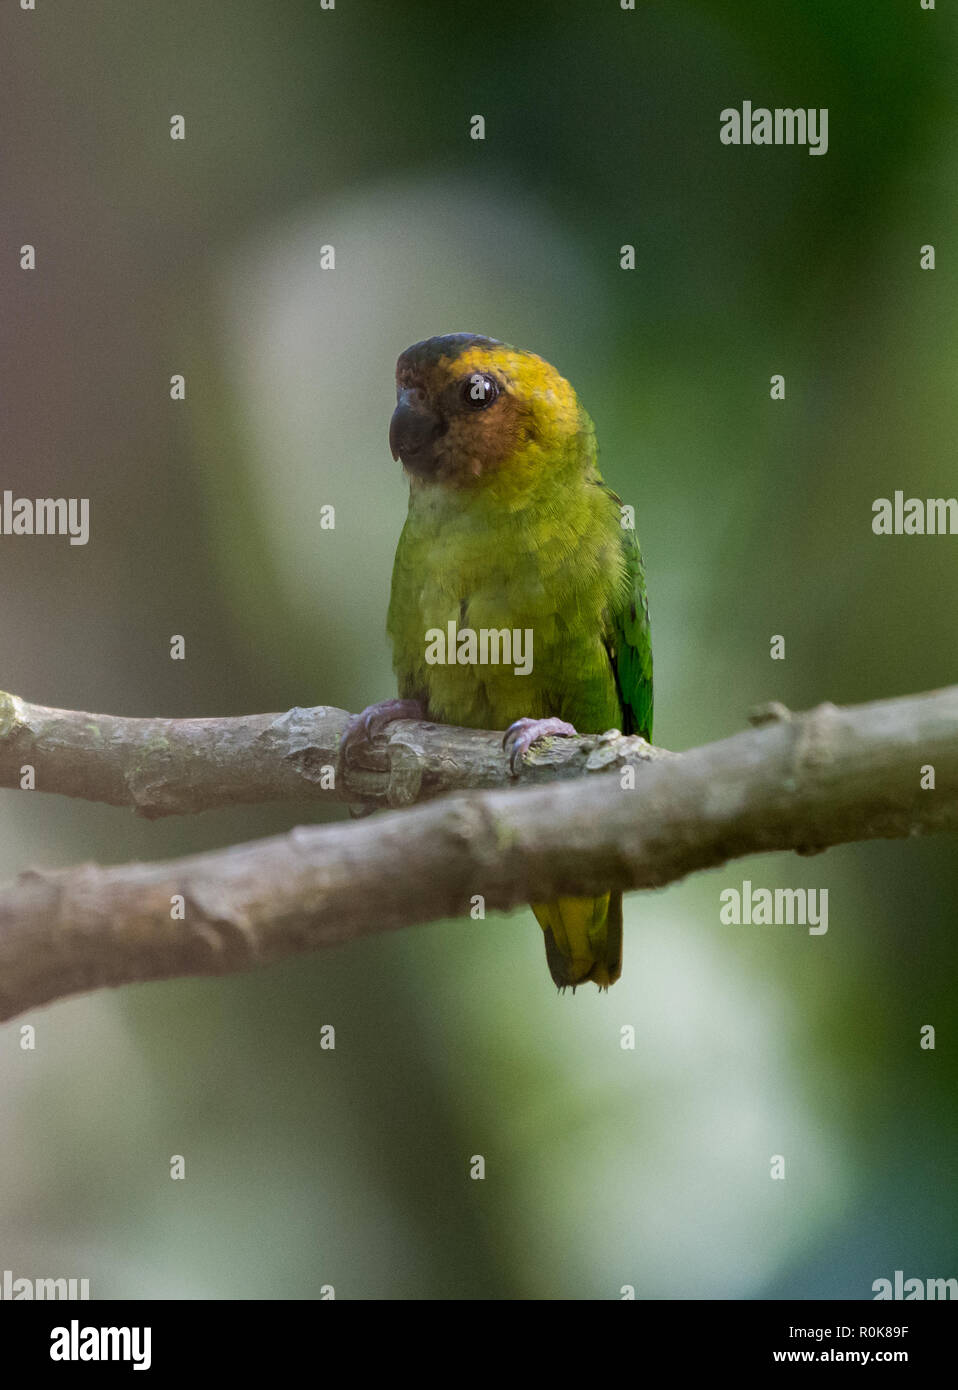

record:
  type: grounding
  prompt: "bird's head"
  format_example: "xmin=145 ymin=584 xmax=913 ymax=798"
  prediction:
xmin=389 ymin=333 xmax=587 ymax=488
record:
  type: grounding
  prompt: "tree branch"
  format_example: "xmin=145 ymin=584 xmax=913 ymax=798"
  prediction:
xmin=0 ymin=685 xmax=956 ymax=1022
xmin=0 ymin=689 xmax=666 ymax=816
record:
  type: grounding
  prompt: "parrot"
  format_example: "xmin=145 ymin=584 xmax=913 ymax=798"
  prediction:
xmin=342 ymin=333 xmax=652 ymax=989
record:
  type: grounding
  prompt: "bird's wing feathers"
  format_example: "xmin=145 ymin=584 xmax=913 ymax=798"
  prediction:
xmin=603 ymin=493 xmax=653 ymax=742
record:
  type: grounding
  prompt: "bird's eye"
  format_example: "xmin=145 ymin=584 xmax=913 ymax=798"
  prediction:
xmin=460 ymin=373 xmax=499 ymax=409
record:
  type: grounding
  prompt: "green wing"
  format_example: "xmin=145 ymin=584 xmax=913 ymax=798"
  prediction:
xmin=603 ymin=496 xmax=653 ymax=742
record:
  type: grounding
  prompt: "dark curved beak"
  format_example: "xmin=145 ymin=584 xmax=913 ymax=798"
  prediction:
xmin=389 ymin=388 xmax=442 ymax=470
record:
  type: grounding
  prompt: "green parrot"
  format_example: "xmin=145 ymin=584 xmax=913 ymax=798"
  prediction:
xmin=343 ymin=333 xmax=652 ymax=989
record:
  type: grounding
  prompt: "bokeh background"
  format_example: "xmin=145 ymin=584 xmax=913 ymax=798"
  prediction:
xmin=1 ymin=0 xmax=955 ymax=1299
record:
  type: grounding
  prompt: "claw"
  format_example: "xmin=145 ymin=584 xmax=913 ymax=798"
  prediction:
xmin=502 ymin=716 xmax=577 ymax=776
xmin=341 ymin=698 xmax=424 ymax=766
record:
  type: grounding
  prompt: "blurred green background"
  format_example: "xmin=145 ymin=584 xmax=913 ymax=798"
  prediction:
xmin=1 ymin=0 xmax=955 ymax=1299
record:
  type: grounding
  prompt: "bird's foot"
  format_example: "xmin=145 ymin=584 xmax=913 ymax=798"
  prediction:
xmin=503 ymin=716 xmax=577 ymax=776
xmin=340 ymin=698 xmax=425 ymax=766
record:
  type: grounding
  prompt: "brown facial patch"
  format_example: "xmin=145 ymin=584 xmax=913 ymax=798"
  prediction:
xmin=432 ymin=381 xmax=532 ymax=480
xmin=393 ymin=335 xmax=581 ymax=486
